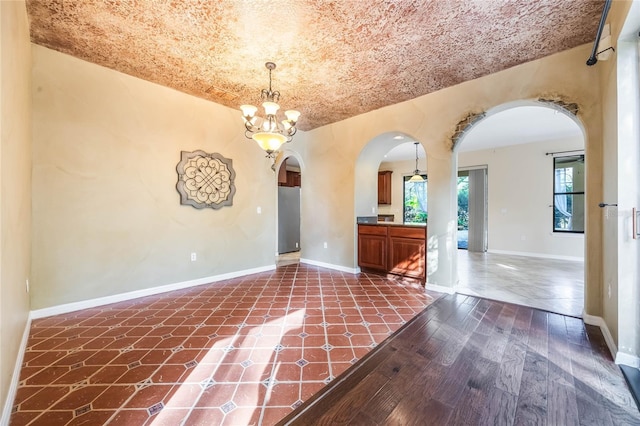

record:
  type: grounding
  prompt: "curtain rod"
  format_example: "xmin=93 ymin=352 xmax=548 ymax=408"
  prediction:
xmin=545 ymin=149 xmax=584 ymax=156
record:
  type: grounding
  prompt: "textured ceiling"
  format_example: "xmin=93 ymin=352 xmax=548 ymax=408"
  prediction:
xmin=26 ymin=0 xmax=603 ymax=131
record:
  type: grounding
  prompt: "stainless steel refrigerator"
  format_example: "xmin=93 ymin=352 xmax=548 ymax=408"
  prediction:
xmin=278 ymin=186 xmax=301 ymax=254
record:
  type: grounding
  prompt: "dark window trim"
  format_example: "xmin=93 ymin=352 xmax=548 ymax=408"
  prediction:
xmin=552 ymin=154 xmax=585 ymax=234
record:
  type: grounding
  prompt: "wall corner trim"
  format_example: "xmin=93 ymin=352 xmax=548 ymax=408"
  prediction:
xmin=300 ymin=258 xmax=360 ymax=274
xmin=615 ymin=352 xmax=640 ymax=369
xmin=428 ymin=283 xmax=457 ymax=295
xmin=1 ymin=314 xmax=32 ymax=426
xmin=583 ymin=312 xmax=618 ymax=359
xmin=30 ymin=265 xmax=277 ymax=320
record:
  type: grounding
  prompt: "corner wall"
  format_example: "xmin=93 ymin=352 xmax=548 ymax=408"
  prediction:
xmin=0 ymin=0 xmax=32 ymax=418
xmin=31 ymin=45 xmax=279 ymax=309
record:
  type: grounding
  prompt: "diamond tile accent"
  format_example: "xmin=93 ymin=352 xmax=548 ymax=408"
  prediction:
xmin=362 ymin=321 xmax=370 ymax=327
xmin=343 ymin=332 xmax=353 ymax=338
xmin=240 ymin=360 xmax=253 ymax=368
xmin=208 ymin=333 xmax=219 ymax=339
xmin=70 ymin=362 xmax=84 ymax=370
xmin=262 ymin=376 xmax=277 ymax=388
xmin=184 ymin=360 xmax=198 ymax=369
xmin=70 ymin=380 xmax=88 ymax=391
xmin=148 ymin=402 xmax=164 ymax=416
xmin=322 ymin=344 xmax=333 ymax=352
xmin=274 ymin=344 xmax=284 ymax=352
xmin=296 ymin=359 xmax=309 ymax=367
xmin=376 ymin=313 xmax=384 ymax=317
xmin=291 ymin=400 xmax=303 ymax=409
xmin=320 ymin=322 xmax=329 ymax=327
xmin=136 ymin=378 xmax=153 ymax=390
xmin=119 ymin=345 xmax=134 ymax=354
xmin=324 ymin=376 xmax=333 ymax=384
xmin=221 ymin=401 xmax=237 ymax=414
xmin=222 ymin=345 xmax=235 ymax=353
xmin=200 ymin=378 xmax=216 ymax=390
xmin=299 ymin=332 xmax=309 ymax=338
xmin=338 ymin=313 xmax=347 ymax=318
xmin=128 ymin=361 xmax=141 ymax=369
xmin=172 ymin=345 xmax=184 ymax=353
xmin=350 ymin=358 xmax=359 ymax=364
xmin=74 ymin=404 xmax=91 ymax=417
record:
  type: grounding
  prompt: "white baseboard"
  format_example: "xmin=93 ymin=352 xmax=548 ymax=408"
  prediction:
xmin=487 ymin=249 xmax=583 ymax=262
xmin=426 ymin=282 xmax=457 ymax=294
xmin=300 ymin=258 xmax=360 ymax=274
xmin=1 ymin=313 xmax=32 ymax=426
xmin=616 ymin=352 xmax=640 ymax=368
xmin=31 ymin=265 xmax=276 ymax=319
xmin=583 ymin=312 xmax=618 ymax=359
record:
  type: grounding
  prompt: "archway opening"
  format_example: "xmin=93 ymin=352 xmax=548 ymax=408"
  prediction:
xmin=353 ymin=132 xmax=428 ymax=277
xmin=453 ymin=101 xmax=586 ymax=317
xmin=276 ymin=152 xmax=303 ymax=266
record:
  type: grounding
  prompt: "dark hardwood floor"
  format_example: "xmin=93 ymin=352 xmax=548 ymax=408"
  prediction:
xmin=278 ymin=294 xmax=640 ymax=426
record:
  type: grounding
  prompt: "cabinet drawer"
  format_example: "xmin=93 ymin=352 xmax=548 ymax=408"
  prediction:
xmin=358 ymin=225 xmax=388 ymax=236
xmin=389 ymin=226 xmax=425 ymax=239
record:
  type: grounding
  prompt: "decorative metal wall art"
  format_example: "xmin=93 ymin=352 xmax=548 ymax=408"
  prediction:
xmin=176 ymin=150 xmax=236 ymax=209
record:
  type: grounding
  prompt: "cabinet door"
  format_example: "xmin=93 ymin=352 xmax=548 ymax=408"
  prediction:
xmin=388 ymin=237 xmax=425 ymax=279
xmin=378 ymin=171 xmax=392 ymax=205
xmin=358 ymin=234 xmax=387 ymax=271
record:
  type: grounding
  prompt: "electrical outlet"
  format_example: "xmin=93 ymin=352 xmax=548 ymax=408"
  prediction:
xmin=257 ymin=206 xmax=262 ymax=214
xmin=191 ymin=252 xmax=197 ymax=262
xmin=295 ymin=242 xmax=299 ymax=248
xmin=324 ymin=242 xmax=328 ymax=249
xmin=608 ymin=283 xmax=612 ymax=298
xmin=26 ymin=279 xmax=29 ymax=293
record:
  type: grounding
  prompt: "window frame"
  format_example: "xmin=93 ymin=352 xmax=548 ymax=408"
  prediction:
xmin=552 ymin=154 xmax=585 ymax=234
xmin=402 ymin=174 xmax=428 ymax=225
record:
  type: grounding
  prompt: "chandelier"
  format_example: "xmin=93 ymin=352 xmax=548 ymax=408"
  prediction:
xmin=240 ymin=62 xmax=301 ymax=159
xmin=408 ymin=142 xmax=425 ymax=182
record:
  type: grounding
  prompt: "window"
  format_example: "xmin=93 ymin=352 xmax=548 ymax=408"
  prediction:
xmin=553 ymin=154 xmax=585 ymax=233
xmin=403 ymin=175 xmax=427 ymax=224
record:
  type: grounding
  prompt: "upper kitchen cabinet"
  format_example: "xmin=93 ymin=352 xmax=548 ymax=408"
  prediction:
xmin=378 ymin=171 xmax=392 ymax=205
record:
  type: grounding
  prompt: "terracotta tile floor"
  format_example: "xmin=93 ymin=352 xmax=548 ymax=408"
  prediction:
xmin=10 ymin=264 xmax=441 ymax=426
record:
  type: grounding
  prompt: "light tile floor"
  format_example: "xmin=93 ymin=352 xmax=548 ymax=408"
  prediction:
xmin=456 ymin=250 xmax=584 ymax=317
xmin=10 ymin=263 xmax=440 ymax=426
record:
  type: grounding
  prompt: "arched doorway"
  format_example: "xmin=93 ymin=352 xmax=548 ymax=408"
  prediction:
xmin=452 ymin=101 xmax=586 ymax=317
xmin=276 ymin=152 xmax=303 ymax=266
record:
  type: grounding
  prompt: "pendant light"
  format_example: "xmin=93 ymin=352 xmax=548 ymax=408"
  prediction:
xmin=408 ymin=142 xmax=425 ymax=182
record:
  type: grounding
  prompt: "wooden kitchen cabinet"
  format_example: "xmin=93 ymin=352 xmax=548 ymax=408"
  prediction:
xmin=388 ymin=226 xmax=426 ymax=279
xmin=357 ymin=223 xmax=426 ymax=282
xmin=378 ymin=171 xmax=392 ymax=205
xmin=357 ymin=225 xmax=388 ymax=271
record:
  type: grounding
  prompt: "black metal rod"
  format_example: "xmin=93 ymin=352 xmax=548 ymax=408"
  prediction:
xmin=587 ymin=0 xmax=612 ymax=66
xmin=545 ymin=149 xmax=584 ymax=156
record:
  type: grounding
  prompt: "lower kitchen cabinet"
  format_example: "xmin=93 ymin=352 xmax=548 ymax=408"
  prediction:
xmin=357 ymin=223 xmax=426 ymax=281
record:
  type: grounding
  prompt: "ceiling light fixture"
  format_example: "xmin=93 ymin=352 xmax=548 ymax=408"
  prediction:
xmin=240 ymin=62 xmax=301 ymax=160
xmin=408 ymin=142 xmax=425 ymax=183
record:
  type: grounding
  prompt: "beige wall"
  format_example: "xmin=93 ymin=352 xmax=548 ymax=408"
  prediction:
xmin=31 ymin=45 xmax=280 ymax=309
xmin=0 ymin=0 xmax=32 ymax=417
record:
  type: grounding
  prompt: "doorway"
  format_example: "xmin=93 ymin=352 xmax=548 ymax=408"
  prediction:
xmin=458 ymin=167 xmax=488 ymax=252
xmin=277 ymin=156 xmax=301 ymax=261
xmin=454 ymin=103 xmax=585 ymax=317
